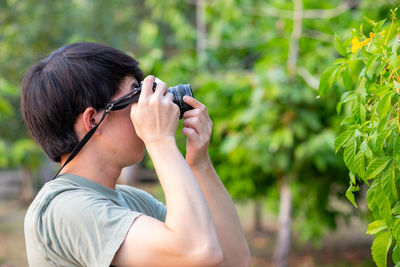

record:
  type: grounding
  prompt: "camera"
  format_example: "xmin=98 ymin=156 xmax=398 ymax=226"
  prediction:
xmin=108 ymin=81 xmax=194 ymax=119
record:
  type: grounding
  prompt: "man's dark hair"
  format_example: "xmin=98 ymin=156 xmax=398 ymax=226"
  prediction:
xmin=21 ymin=42 xmax=144 ymax=162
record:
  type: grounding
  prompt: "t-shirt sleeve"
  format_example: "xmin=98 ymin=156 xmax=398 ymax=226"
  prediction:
xmin=118 ymin=185 xmax=167 ymax=222
xmin=136 ymin=189 xmax=167 ymax=222
xmin=39 ymin=190 xmax=142 ymax=267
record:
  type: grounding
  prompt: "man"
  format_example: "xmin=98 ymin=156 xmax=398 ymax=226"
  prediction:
xmin=22 ymin=42 xmax=250 ymax=266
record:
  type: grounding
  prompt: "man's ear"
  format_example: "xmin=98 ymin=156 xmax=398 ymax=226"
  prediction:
xmin=82 ymin=107 xmax=101 ymax=133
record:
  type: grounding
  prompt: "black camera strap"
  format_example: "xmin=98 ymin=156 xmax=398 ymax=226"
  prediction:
xmin=52 ymin=88 xmax=142 ymax=179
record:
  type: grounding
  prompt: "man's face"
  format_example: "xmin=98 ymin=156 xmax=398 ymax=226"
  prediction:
xmin=100 ymin=76 xmax=145 ymax=167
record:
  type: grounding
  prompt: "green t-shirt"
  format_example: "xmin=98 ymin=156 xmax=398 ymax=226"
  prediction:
xmin=24 ymin=174 xmax=166 ymax=267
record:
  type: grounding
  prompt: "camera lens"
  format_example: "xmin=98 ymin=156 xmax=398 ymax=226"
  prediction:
xmin=168 ymin=84 xmax=194 ymax=118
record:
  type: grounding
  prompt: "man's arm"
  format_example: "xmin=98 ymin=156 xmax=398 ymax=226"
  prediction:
xmin=190 ymin=159 xmax=251 ymax=267
xmin=112 ymin=76 xmax=223 ymax=267
xmin=181 ymin=96 xmax=251 ymax=267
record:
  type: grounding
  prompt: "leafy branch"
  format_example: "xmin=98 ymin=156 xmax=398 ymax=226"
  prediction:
xmin=320 ymin=9 xmax=400 ymax=267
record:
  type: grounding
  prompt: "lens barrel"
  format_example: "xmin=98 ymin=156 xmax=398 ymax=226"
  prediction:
xmin=168 ymin=84 xmax=194 ymax=118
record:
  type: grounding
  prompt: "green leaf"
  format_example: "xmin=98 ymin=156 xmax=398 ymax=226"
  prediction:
xmin=334 ymin=58 xmax=346 ymax=65
xmin=394 ymin=134 xmax=400 ymax=156
xmin=376 ymin=61 xmax=387 ymax=76
xmin=394 ymin=220 xmax=400 ymax=242
xmin=390 ymin=54 xmax=399 ymax=70
xmin=342 ymin=66 xmax=354 ymax=90
xmin=367 ymin=181 xmax=379 ymax=216
xmin=336 ymin=101 xmax=343 ymax=114
xmin=354 ymin=151 xmax=365 ymax=178
xmin=377 ymin=94 xmax=392 ymax=119
xmin=348 ymin=58 xmax=364 ymax=78
xmin=360 ymin=103 xmax=366 ymax=123
xmin=371 ymin=231 xmax=392 ymax=267
xmin=393 ymin=201 xmax=400 ymax=215
xmin=346 ymin=184 xmax=359 ymax=207
xmin=361 ymin=139 xmax=373 ymax=159
xmin=367 ymin=220 xmax=387 ymax=235
xmin=318 ymin=66 xmax=340 ymax=95
xmin=374 ymin=19 xmax=387 ymax=33
xmin=375 ymin=128 xmax=391 ymax=152
xmin=374 ymin=85 xmax=392 ymax=97
xmin=352 ymin=102 xmax=361 ymax=123
xmin=344 ymin=139 xmax=356 ymax=172
xmin=335 ymin=129 xmax=354 ymax=153
xmin=378 ymin=113 xmax=391 ymax=133
xmin=365 ymin=157 xmax=392 ymax=180
xmin=381 ymin=168 xmax=398 ymax=204
xmin=377 ymin=190 xmax=394 ymax=227
xmin=393 ymin=245 xmax=400 ymax=264
xmin=340 ymin=115 xmax=355 ymax=126
xmin=366 ymin=55 xmax=380 ymax=81
xmin=349 ymin=171 xmax=356 ymax=185
xmin=334 ymin=33 xmax=347 ymax=57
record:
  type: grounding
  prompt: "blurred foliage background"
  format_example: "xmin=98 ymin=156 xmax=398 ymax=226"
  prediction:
xmin=0 ymin=0 xmax=399 ymax=266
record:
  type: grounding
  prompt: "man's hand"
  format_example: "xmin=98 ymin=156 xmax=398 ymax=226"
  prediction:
xmin=182 ymin=96 xmax=213 ymax=169
xmin=130 ymin=75 xmax=180 ymax=146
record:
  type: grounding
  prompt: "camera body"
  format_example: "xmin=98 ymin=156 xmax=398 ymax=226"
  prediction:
xmin=148 ymin=82 xmax=194 ymax=118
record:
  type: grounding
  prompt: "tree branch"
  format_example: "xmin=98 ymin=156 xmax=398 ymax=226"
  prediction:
xmin=244 ymin=1 xmax=349 ymax=20
xmin=302 ymin=2 xmax=349 ymax=19
xmin=206 ymin=35 xmax=272 ymax=49
xmin=302 ymin=29 xmax=332 ymax=43
xmin=297 ymin=67 xmax=319 ymax=90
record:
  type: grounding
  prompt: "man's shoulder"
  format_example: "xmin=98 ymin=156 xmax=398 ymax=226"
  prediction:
xmin=27 ymin=175 xmax=97 ymax=212
xmin=25 ymin=177 xmax=142 ymax=267
xmin=26 ymin=176 xmax=81 ymax=216
xmin=116 ymin=184 xmax=166 ymax=221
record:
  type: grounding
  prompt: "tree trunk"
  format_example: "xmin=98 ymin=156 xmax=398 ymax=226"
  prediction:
xmin=196 ymin=0 xmax=207 ymax=66
xmin=274 ymin=176 xmax=292 ymax=267
xmin=253 ymin=200 xmax=263 ymax=232
xmin=287 ymin=0 xmax=303 ymax=80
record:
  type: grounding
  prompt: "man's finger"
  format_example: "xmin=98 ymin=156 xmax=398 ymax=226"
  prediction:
xmin=182 ymin=127 xmax=198 ymax=137
xmin=183 ymin=96 xmax=205 ymax=110
xmin=140 ymin=75 xmax=155 ymax=98
xmin=182 ymin=117 xmax=201 ymax=132
xmin=165 ymin=92 xmax=174 ymax=102
xmin=153 ymin=78 xmax=168 ymax=98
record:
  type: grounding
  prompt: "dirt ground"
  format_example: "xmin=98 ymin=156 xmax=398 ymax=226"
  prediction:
xmin=0 ymin=200 xmax=26 ymax=267
xmin=238 ymin=205 xmax=375 ymax=267
xmin=0 ymin=191 xmax=375 ymax=267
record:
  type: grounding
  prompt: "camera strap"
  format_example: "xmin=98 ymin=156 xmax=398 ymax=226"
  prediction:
xmin=52 ymin=88 xmax=142 ymax=179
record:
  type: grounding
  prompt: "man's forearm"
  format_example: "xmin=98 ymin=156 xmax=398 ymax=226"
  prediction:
xmin=190 ymin=158 xmax=251 ymax=267
xmin=146 ymin=138 xmax=221 ymax=252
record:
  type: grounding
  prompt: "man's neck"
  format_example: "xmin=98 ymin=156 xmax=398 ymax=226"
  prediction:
xmin=59 ymin=152 xmax=122 ymax=189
